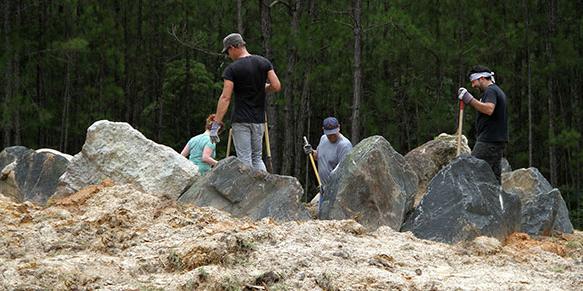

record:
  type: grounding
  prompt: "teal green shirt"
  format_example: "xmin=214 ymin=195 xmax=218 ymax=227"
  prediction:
xmin=186 ymin=133 xmax=216 ymax=175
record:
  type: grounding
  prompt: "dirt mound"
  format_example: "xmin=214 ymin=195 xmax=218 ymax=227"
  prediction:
xmin=1 ymin=184 xmax=582 ymax=290
xmin=506 ymin=232 xmax=568 ymax=257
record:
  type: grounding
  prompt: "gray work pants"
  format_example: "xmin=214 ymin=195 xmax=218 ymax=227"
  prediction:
xmin=232 ymin=122 xmax=266 ymax=171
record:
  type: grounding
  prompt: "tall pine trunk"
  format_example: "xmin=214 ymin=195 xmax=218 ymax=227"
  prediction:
xmin=295 ymin=73 xmax=310 ymax=178
xmin=2 ymin=0 xmax=13 ymax=147
xmin=525 ymin=0 xmax=533 ymax=167
xmin=260 ymin=0 xmax=279 ymax=173
xmin=350 ymin=0 xmax=363 ymax=143
xmin=295 ymin=0 xmax=317 ymax=180
xmin=35 ymin=0 xmax=47 ymax=146
xmin=281 ymin=0 xmax=301 ymax=175
xmin=546 ymin=0 xmax=558 ymax=185
xmin=237 ymin=0 xmax=244 ymax=34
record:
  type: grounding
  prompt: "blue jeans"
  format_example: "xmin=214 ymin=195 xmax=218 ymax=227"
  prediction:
xmin=232 ymin=123 xmax=266 ymax=171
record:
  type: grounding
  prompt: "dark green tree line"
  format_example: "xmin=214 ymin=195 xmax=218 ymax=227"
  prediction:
xmin=1 ymin=0 xmax=582 ymax=228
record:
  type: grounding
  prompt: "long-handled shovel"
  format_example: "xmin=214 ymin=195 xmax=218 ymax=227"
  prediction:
xmin=264 ymin=113 xmax=273 ymax=173
xmin=226 ymin=128 xmax=233 ymax=158
xmin=303 ymin=136 xmax=321 ymax=188
xmin=304 ymin=136 xmax=323 ymax=218
xmin=456 ymin=100 xmax=465 ymax=156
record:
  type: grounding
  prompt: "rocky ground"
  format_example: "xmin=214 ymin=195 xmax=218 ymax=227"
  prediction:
xmin=1 ymin=182 xmax=582 ymax=290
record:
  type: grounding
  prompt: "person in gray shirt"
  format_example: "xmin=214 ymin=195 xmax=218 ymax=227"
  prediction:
xmin=304 ymin=117 xmax=352 ymax=212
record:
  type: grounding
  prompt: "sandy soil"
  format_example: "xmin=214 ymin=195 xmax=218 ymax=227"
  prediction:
xmin=1 ymin=182 xmax=582 ymax=290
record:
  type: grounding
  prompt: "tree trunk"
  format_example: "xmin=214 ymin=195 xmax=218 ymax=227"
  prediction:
xmin=2 ymin=0 xmax=12 ymax=147
xmin=153 ymin=2 xmax=164 ymax=141
xmin=60 ymin=58 xmax=71 ymax=153
xmin=295 ymin=0 xmax=317 ymax=179
xmin=350 ymin=0 xmax=363 ymax=143
xmin=260 ymin=0 xmax=279 ymax=173
xmin=13 ymin=51 xmax=21 ymax=146
xmin=183 ymin=4 xmax=192 ymax=137
xmin=573 ymin=80 xmax=581 ymax=193
xmin=35 ymin=0 xmax=47 ymax=146
xmin=237 ymin=0 xmax=244 ymax=34
xmin=281 ymin=0 xmax=301 ymax=175
xmin=122 ymin=1 xmax=135 ymax=125
xmin=524 ymin=0 xmax=533 ymax=167
xmin=295 ymin=72 xmax=310 ymax=178
xmin=546 ymin=0 xmax=558 ymax=185
xmin=136 ymin=0 xmax=143 ymax=127
xmin=12 ymin=1 xmax=24 ymax=146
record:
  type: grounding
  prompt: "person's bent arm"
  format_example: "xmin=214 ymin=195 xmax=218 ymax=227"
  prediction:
xmin=180 ymin=144 xmax=190 ymax=158
xmin=265 ymin=70 xmax=281 ymax=93
xmin=201 ymin=146 xmax=218 ymax=167
xmin=215 ymin=80 xmax=235 ymax=123
xmin=469 ymin=100 xmax=495 ymax=116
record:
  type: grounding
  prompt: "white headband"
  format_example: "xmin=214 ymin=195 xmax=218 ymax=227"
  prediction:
xmin=470 ymin=71 xmax=496 ymax=83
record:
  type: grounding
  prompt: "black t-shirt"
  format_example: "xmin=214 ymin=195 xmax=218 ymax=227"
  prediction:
xmin=475 ymin=84 xmax=508 ymax=142
xmin=222 ymin=55 xmax=273 ymax=123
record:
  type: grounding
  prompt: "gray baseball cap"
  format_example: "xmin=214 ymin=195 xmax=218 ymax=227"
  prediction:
xmin=222 ymin=33 xmax=246 ymax=53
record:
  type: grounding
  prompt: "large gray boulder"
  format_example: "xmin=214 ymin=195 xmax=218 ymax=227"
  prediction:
xmin=0 ymin=146 xmax=33 ymax=170
xmin=0 ymin=148 xmax=69 ymax=204
xmin=57 ymin=120 xmax=198 ymax=199
xmin=401 ymin=156 xmax=521 ymax=244
xmin=178 ymin=157 xmax=311 ymax=222
xmin=501 ymin=157 xmax=512 ymax=173
xmin=319 ymin=136 xmax=418 ymax=231
xmin=405 ymin=133 xmax=471 ymax=206
xmin=0 ymin=146 xmax=33 ymax=201
xmin=502 ymin=168 xmax=573 ymax=235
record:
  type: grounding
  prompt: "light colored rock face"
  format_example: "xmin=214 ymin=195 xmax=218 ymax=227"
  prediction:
xmin=502 ymin=167 xmax=553 ymax=201
xmin=405 ymin=133 xmax=471 ymax=207
xmin=56 ymin=120 xmax=198 ymax=199
xmin=502 ymin=167 xmax=574 ymax=235
xmin=320 ymin=136 xmax=418 ymax=231
xmin=1 ymin=183 xmax=582 ymax=290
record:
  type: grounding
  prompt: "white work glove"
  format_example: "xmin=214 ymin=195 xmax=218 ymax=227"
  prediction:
xmin=209 ymin=121 xmax=222 ymax=143
xmin=303 ymin=143 xmax=313 ymax=155
xmin=458 ymin=87 xmax=474 ymax=104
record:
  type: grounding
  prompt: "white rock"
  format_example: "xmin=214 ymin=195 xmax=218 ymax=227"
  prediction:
xmin=57 ymin=120 xmax=198 ymax=198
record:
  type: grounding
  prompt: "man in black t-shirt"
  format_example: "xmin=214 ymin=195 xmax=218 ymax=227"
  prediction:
xmin=209 ymin=33 xmax=281 ymax=171
xmin=458 ymin=65 xmax=508 ymax=183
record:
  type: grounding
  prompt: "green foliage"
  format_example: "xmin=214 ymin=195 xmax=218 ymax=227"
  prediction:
xmin=1 ymin=0 xmax=583 ymax=229
xmin=569 ymin=208 xmax=583 ymax=232
xmin=551 ymin=129 xmax=581 ymax=149
xmin=53 ymin=37 xmax=89 ymax=52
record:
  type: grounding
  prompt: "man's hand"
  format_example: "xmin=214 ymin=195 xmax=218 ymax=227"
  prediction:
xmin=209 ymin=121 xmax=222 ymax=143
xmin=303 ymin=143 xmax=313 ymax=155
xmin=458 ymin=87 xmax=474 ymax=104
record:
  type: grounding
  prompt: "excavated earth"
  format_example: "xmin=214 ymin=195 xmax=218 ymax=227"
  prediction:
xmin=1 ymin=182 xmax=582 ymax=290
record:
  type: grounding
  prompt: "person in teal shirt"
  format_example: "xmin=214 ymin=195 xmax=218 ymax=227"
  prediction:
xmin=181 ymin=114 xmax=219 ymax=175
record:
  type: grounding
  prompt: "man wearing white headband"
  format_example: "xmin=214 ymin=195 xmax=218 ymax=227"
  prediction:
xmin=457 ymin=65 xmax=508 ymax=183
